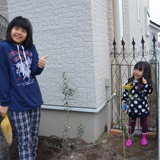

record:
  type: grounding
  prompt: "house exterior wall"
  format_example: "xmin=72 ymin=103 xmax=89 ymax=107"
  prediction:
xmin=106 ymin=0 xmax=114 ymax=53
xmin=39 ymin=105 xmax=108 ymax=143
xmin=4 ymin=0 xmax=151 ymax=113
xmin=123 ymin=0 xmax=130 ymax=52
xmin=150 ymin=25 xmax=159 ymax=48
xmin=0 ymin=0 xmax=9 ymax=41
xmin=91 ymin=0 xmax=110 ymax=108
xmin=7 ymin=0 xmax=112 ymax=109
xmin=1 ymin=0 xmax=156 ymax=143
xmin=106 ymin=0 xmax=150 ymax=53
xmin=0 ymin=0 xmax=8 ymax=19
xmin=7 ymin=0 xmax=99 ymax=109
xmin=5 ymin=0 xmax=110 ymax=142
xmin=129 ymin=0 xmax=150 ymax=58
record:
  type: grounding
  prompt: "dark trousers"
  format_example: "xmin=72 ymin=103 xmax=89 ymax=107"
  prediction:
xmin=129 ymin=116 xmax=148 ymax=134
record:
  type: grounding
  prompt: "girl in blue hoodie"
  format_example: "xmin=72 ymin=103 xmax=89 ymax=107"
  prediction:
xmin=0 ymin=16 xmax=49 ymax=160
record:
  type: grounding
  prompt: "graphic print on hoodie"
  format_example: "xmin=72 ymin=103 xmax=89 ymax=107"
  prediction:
xmin=9 ymin=46 xmax=35 ymax=86
xmin=0 ymin=40 xmax=44 ymax=112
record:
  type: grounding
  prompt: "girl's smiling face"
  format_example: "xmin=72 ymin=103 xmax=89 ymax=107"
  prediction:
xmin=133 ymin=66 xmax=144 ymax=80
xmin=11 ymin=26 xmax=27 ymax=46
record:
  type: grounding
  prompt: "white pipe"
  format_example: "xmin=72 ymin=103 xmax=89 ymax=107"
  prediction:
xmin=113 ymin=0 xmax=123 ymax=128
xmin=113 ymin=0 xmax=122 ymax=52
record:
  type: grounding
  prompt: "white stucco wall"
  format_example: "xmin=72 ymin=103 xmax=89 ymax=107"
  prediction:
xmin=7 ymin=0 xmax=103 ymax=109
xmin=129 ymin=0 xmax=150 ymax=59
xmin=150 ymin=24 xmax=160 ymax=48
xmin=91 ymin=0 xmax=109 ymax=108
xmin=7 ymin=0 xmax=110 ymax=109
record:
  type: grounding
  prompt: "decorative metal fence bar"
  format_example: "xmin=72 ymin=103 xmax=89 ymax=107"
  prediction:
xmin=110 ymin=35 xmax=159 ymax=134
xmin=0 ymin=15 xmax=8 ymax=42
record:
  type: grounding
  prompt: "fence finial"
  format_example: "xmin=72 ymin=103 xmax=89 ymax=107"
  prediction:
xmin=152 ymin=34 xmax=156 ymax=48
xmin=113 ymin=38 xmax=116 ymax=58
xmin=132 ymin=38 xmax=136 ymax=59
xmin=132 ymin=38 xmax=136 ymax=47
xmin=121 ymin=38 xmax=125 ymax=48
xmin=141 ymin=36 xmax=145 ymax=45
xmin=113 ymin=38 xmax=116 ymax=47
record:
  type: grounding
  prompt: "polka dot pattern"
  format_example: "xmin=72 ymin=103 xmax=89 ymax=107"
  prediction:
xmin=122 ymin=78 xmax=153 ymax=118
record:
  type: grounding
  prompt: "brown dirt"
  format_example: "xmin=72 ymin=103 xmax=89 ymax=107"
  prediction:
xmin=9 ymin=131 xmax=158 ymax=160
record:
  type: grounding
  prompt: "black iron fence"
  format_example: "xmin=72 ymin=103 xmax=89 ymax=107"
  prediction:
xmin=110 ymin=35 xmax=159 ymax=134
xmin=0 ymin=15 xmax=8 ymax=42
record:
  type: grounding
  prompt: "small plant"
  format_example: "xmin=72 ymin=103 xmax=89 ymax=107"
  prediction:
xmin=44 ymin=72 xmax=86 ymax=155
xmin=104 ymin=132 xmax=110 ymax=139
xmin=117 ymin=82 xmax=139 ymax=159
xmin=75 ymin=119 xmax=85 ymax=151
xmin=62 ymin=124 xmax=69 ymax=149
xmin=100 ymin=132 xmax=111 ymax=145
xmin=117 ymin=118 xmax=138 ymax=159
xmin=61 ymin=72 xmax=77 ymax=154
xmin=44 ymin=72 xmax=107 ymax=156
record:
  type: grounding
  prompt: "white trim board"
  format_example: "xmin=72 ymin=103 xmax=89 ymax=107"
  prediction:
xmin=41 ymin=100 xmax=108 ymax=113
xmin=150 ymin=23 xmax=160 ymax=31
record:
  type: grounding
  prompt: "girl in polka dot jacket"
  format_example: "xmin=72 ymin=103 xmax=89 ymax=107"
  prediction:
xmin=122 ymin=61 xmax=153 ymax=147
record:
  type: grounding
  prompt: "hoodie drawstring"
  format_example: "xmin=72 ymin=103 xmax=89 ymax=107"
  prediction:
xmin=17 ymin=45 xmax=29 ymax=79
xmin=17 ymin=45 xmax=25 ymax=78
xmin=21 ymin=46 xmax=29 ymax=71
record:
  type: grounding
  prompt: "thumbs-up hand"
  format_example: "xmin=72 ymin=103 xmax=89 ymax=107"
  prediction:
xmin=142 ymin=77 xmax=147 ymax=84
xmin=38 ymin=55 xmax=49 ymax=68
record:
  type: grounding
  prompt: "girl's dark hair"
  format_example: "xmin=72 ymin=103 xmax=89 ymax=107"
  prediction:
xmin=6 ymin=16 xmax=33 ymax=48
xmin=129 ymin=61 xmax=152 ymax=92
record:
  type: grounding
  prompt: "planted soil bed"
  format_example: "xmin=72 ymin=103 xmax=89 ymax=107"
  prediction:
xmin=9 ymin=132 xmax=158 ymax=160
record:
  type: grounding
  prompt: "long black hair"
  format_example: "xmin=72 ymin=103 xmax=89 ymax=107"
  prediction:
xmin=6 ymin=16 xmax=33 ymax=48
xmin=129 ymin=61 xmax=152 ymax=92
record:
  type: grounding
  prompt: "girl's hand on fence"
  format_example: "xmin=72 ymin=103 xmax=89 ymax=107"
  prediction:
xmin=122 ymin=103 xmax=126 ymax=112
xmin=142 ymin=77 xmax=147 ymax=84
xmin=0 ymin=106 xmax=9 ymax=117
xmin=38 ymin=55 xmax=49 ymax=68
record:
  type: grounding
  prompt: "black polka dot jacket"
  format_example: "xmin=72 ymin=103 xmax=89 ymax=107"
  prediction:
xmin=122 ymin=78 xmax=153 ymax=118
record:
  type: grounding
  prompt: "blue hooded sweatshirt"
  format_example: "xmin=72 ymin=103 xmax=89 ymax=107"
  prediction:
xmin=0 ymin=40 xmax=44 ymax=112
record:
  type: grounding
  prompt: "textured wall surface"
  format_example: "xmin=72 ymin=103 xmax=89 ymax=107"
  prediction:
xmin=150 ymin=25 xmax=159 ymax=48
xmin=0 ymin=0 xmax=9 ymax=41
xmin=129 ymin=0 xmax=150 ymax=55
xmin=91 ymin=0 xmax=109 ymax=107
xmin=4 ymin=0 xmax=152 ymax=109
xmin=123 ymin=0 xmax=130 ymax=52
xmin=7 ymin=0 xmax=111 ymax=108
xmin=106 ymin=0 xmax=114 ymax=53
xmin=0 ymin=0 xmax=8 ymax=19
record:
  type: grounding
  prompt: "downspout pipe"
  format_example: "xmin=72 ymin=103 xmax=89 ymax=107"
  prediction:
xmin=113 ymin=0 xmax=122 ymax=53
xmin=112 ymin=0 xmax=123 ymax=125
